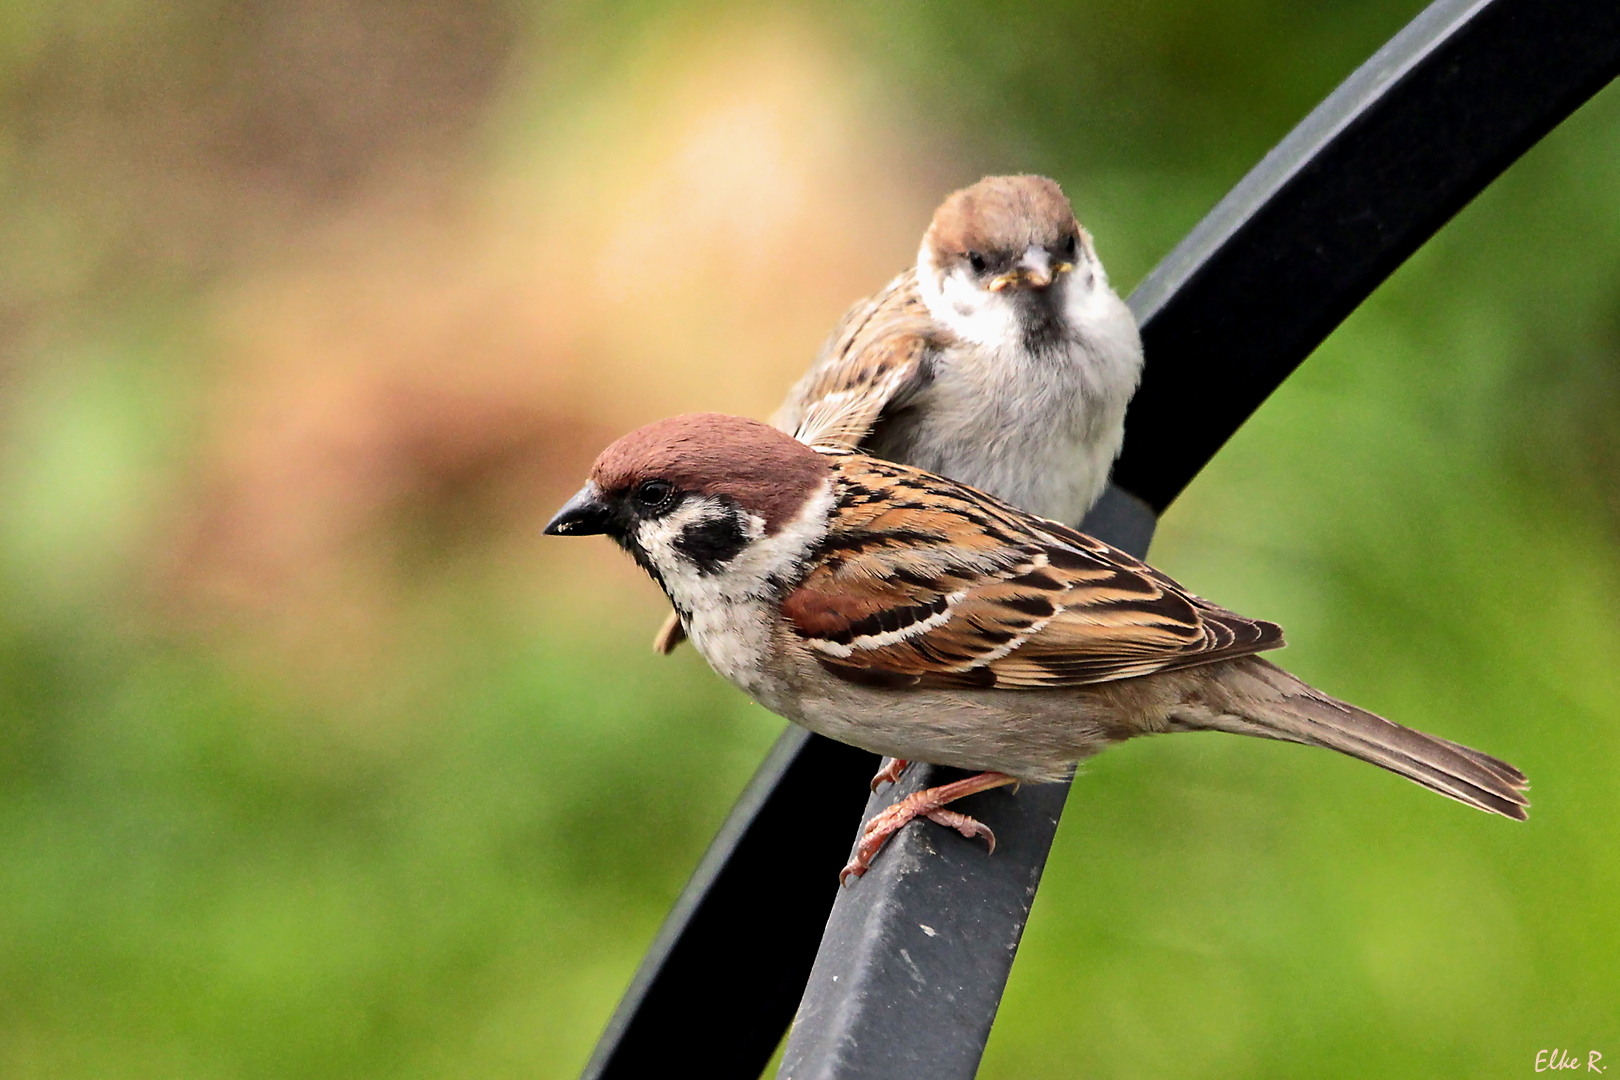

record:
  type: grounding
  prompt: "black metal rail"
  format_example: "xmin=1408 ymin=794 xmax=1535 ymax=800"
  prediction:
xmin=581 ymin=1 xmax=1620 ymax=1076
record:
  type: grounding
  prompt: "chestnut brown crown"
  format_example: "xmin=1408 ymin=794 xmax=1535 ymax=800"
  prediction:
xmin=923 ymin=174 xmax=1083 ymax=276
xmin=590 ymin=413 xmax=831 ymax=535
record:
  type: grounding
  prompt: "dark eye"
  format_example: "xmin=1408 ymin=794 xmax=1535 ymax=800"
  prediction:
xmin=634 ymin=479 xmax=675 ymax=509
xmin=966 ymin=251 xmax=987 ymax=273
xmin=1062 ymin=235 xmax=1078 ymax=259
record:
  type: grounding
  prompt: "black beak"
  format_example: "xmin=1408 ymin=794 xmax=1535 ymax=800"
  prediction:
xmin=544 ymin=482 xmax=611 ymax=536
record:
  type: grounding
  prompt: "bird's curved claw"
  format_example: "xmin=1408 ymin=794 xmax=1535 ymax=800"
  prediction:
xmin=838 ymin=770 xmax=1015 ymax=885
xmin=868 ymin=757 xmax=910 ymax=792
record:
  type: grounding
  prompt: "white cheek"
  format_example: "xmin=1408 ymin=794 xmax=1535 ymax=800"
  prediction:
xmin=704 ymin=479 xmax=835 ymax=604
xmin=634 ymin=511 xmax=687 ymax=574
xmin=1065 ymin=259 xmax=1142 ymax=369
xmin=918 ymin=254 xmax=1020 ymax=348
xmin=635 ymin=498 xmax=763 ymax=595
xmin=645 ymin=479 xmax=837 ymax=695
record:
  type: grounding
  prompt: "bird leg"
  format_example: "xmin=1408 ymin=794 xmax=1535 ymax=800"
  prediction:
xmin=840 ymin=771 xmax=1018 ymax=885
xmin=869 ymin=757 xmax=910 ymax=792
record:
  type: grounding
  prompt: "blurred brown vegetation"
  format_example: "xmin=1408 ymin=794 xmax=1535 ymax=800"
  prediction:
xmin=6 ymin=1 xmax=952 ymax=655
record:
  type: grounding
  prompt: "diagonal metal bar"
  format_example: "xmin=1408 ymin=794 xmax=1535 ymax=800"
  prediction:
xmin=581 ymin=1 xmax=1620 ymax=1077
xmin=1116 ymin=0 xmax=1620 ymax=512
xmin=582 ymin=728 xmax=877 ymax=1079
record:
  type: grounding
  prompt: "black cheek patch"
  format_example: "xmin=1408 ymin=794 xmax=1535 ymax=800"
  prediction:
xmin=674 ymin=513 xmax=751 ymax=575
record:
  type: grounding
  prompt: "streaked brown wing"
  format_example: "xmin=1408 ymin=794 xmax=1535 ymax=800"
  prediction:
xmin=781 ymin=456 xmax=1284 ymax=690
xmin=770 ymin=269 xmax=939 ymax=451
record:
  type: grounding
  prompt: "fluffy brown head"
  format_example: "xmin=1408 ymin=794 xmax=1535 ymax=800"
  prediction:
xmin=923 ymin=175 xmax=1083 ymax=279
xmin=590 ymin=413 xmax=830 ymax=535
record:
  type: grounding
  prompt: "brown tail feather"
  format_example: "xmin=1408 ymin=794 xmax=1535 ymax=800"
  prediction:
xmin=1204 ymin=658 xmax=1529 ymax=820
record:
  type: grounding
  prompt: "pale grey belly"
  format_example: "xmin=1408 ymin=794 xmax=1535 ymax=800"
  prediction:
xmin=759 ymin=651 xmax=1148 ymax=783
xmin=865 ymin=411 xmax=1107 ymax=526
xmin=862 ymin=338 xmax=1123 ymax=524
xmin=786 ymin=685 xmax=1120 ymax=782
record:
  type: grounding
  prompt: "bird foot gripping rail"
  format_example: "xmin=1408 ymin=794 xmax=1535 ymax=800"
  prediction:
xmin=582 ymin=2 xmax=1620 ymax=1076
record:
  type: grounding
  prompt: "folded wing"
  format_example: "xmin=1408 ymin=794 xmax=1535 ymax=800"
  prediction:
xmin=770 ymin=269 xmax=938 ymax=451
xmin=782 ymin=456 xmax=1283 ymax=690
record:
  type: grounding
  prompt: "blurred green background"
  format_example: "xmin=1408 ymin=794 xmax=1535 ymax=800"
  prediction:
xmin=1 ymin=1 xmax=1616 ymax=1076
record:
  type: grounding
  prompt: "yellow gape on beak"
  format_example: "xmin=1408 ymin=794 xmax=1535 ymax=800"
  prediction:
xmin=987 ymin=246 xmax=1073 ymax=291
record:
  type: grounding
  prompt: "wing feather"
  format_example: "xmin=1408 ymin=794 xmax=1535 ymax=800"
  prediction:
xmin=781 ymin=457 xmax=1284 ymax=690
xmin=770 ymin=269 xmax=938 ymax=450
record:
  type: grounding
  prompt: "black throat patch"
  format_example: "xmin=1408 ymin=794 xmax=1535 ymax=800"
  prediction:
xmin=1016 ymin=285 xmax=1070 ymax=351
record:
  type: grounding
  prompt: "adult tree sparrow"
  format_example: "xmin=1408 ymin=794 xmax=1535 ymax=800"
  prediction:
xmin=654 ymin=173 xmax=1143 ymax=653
xmin=549 ymin=415 xmax=1528 ymax=883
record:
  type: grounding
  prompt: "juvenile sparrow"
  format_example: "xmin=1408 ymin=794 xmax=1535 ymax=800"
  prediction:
xmin=654 ymin=173 xmax=1142 ymax=654
xmin=549 ymin=415 xmax=1528 ymax=883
